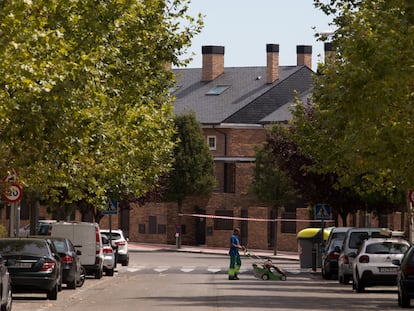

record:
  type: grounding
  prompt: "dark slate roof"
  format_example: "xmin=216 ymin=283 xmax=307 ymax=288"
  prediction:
xmin=172 ymin=65 xmax=314 ymax=125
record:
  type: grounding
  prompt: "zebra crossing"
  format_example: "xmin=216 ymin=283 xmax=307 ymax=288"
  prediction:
xmin=120 ymin=263 xmax=301 ymax=275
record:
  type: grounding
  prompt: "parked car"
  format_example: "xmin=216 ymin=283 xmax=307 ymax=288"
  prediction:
xmin=0 ymin=254 xmax=12 ymax=311
xmin=101 ymin=234 xmax=115 ymax=276
xmin=338 ymin=227 xmax=387 ymax=284
xmin=352 ymin=237 xmax=410 ymax=293
xmin=51 ymin=221 xmax=104 ymax=279
xmin=100 ymin=229 xmax=129 ymax=266
xmin=321 ymin=238 xmax=343 ymax=279
xmin=0 ymin=237 xmax=62 ymax=300
xmin=394 ymin=244 xmax=414 ymax=307
xmin=50 ymin=237 xmax=85 ymax=289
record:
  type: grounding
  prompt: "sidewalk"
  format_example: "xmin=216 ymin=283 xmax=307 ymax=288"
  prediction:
xmin=128 ymin=242 xmax=299 ymax=261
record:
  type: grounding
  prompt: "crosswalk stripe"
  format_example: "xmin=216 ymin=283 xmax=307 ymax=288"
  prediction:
xmin=180 ymin=266 xmax=196 ymax=272
xmin=154 ymin=266 xmax=170 ymax=273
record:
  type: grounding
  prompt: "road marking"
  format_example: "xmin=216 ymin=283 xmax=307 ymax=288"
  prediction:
xmin=180 ymin=266 xmax=196 ymax=272
xmin=127 ymin=266 xmax=145 ymax=272
xmin=207 ymin=268 xmax=221 ymax=273
xmin=154 ymin=266 xmax=170 ymax=273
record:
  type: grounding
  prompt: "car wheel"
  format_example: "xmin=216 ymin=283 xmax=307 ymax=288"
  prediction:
xmin=106 ymin=268 xmax=114 ymax=277
xmin=355 ymin=271 xmax=364 ymax=293
xmin=399 ymin=288 xmax=410 ymax=308
xmin=122 ymin=258 xmax=129 ymax=267
xmin=1 ymin=282 xmax=12 ymax=311
xmin=67 ymin=279 xmax=76 ymax=290
xmin=76 ymin=266 xmax=86 ymax=288
xmin=94 ymin=267 xmax=103 ymax=279
xmin=343 ymin=274 xmax=351 ymax=285
xmin=47 ymin=284 xmax=58 ymax=300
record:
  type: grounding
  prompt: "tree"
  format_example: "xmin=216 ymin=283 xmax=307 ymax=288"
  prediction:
xmin=162 ymin=113 xmax=216 ymax=245
xmin=292 ymin=0 xmax=414 ymax=204
xmin=0 ymin=0 xmax=203 ymax=218
xmin=251 ymin=141 xmax=299 ymax=253
xmin=264 ymin=125 xmax=364 ymax=225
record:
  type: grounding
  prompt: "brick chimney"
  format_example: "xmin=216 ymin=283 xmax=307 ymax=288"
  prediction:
xmin=296 ymin=45 xmax=312 ymax=68
xmin=201 ymin=45 xmax=224 ymax=81
xmin=266 ymin=44 xmax=279 ymax=84
xmin=324 ymin=42 xmax=335 ymax=63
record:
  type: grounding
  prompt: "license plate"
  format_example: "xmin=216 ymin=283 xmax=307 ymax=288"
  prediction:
xmin=12 ymin=262 xmax=32 ymax=268
xmin=379 ymin=267 xmax=397 ymax=273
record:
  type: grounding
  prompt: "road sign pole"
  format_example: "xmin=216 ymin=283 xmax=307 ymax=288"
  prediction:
xmin=9 ymin=203 xmax=16 ymax=237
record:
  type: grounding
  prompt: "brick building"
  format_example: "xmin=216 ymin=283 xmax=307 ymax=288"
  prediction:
xmin=9 ymin=43 xmax=407 ymax=252
xmin=125 ymin=43 xmax=322 ymax=252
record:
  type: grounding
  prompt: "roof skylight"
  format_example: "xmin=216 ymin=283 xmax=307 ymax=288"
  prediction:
xmin=206 ymin=85 xmax=230 ymax=95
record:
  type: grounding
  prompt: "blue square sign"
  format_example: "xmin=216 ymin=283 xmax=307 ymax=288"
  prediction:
xmin=315 ymin=204 xmax=331 ymax=220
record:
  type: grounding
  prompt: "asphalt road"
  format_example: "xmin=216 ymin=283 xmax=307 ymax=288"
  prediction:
xmin=11 ymin=251 xmax=403 ymax=311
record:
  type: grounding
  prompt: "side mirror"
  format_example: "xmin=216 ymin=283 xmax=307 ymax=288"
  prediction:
xmin=76 ymin=250 xmax=82 ymax=256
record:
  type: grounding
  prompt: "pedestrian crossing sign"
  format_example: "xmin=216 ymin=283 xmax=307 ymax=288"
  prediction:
xmin=315 ymin=204 xmax=331 ymax=220
xmin=103 ymin=198 xmax=118 ymax=215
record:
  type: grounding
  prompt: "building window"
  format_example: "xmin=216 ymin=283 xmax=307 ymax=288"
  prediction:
xmin=207 ymin=136 xmax=216 ymax=150
xmin=224 ymin=163 xmax=236 ymax=193
xmin=214 ymin=210 xmax=233 ymax=230
xmin=149 ymin=216 xmax=157 ymax=234
xmin=158 ymin=224 xmax=166 ymax=234
xmin=281 ymin=212 xmax=296 ymax=233
xmin=139 ymin=224 xmax=146 ymax=234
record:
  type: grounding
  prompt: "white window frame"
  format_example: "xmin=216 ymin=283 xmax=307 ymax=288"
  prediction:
xmin=207 ymin=135 xmax=216 ymax=150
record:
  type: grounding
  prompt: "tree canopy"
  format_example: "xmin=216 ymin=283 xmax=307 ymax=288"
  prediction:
xmin=292 ymin=0 xmax=414 ymax=205
xmin=162 ymin=113 xmax=216 ymax=208
xmin=0 ymin=0 xmax=203 ymax=213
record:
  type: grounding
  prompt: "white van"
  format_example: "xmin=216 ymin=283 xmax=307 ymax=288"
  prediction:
xmin=51 ymin=221 xmax=104 ymax=279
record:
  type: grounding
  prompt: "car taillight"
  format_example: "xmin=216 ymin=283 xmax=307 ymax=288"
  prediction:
xmin=359 ymin=255 xmax=370 ymax=264
xmin=40 ymin=259 xmax=56 ymax=272
xmin=343 ymin=255 xmax=349 ymax=264
xmin=61 ymin=255 xmax=73 ymax=264
xmin=115 ymin=241 xmax=125 ymax=246
xmin=103 ymin=247 xmax=113 ymax=254
xmin=96 ymin=227 xmax=101 ymax=254
xmin=328 ymin=252 xmax=339 ymax=259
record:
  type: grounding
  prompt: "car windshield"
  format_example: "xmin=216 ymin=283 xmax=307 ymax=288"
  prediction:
xmin=349 ymin=232 xmax=369 ymax=249
xmin=0 ymin=240 xmax=48 ymax=256
xmin=101 ymin=232 xmax=122 ymax=240
xmin=52 ymin=240 xmax=68 ymax=253
xmin=366 ymin=242 xmax=409 ymax=254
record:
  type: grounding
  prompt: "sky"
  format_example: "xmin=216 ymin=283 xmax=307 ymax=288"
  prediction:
xmin=179 ymin=0 xmax=334 ymax=71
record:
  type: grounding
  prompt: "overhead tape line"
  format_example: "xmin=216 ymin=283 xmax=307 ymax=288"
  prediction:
xmin=178 ymin=213 xmax=335 ymax=223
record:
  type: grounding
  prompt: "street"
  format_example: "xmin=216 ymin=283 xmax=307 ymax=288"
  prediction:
xmin=12 ymin=251 xmax=403 ymax=311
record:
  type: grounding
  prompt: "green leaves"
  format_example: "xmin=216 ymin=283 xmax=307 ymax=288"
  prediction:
xmin=0 ymin=0 xmax=203 ymax=214
xmin=293 ymin=0 xmax=413 ymax=205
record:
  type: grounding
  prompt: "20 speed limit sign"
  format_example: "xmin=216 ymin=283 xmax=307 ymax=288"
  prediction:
xmin=4 ymin=183 xmax=23 ymax=203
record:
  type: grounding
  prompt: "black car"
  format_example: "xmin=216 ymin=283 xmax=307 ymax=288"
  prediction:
xmin=50 ymin=237 xmax=85 ymax=289
xmin=0 ymin=238 xmax=62 ymax=300
xmin=394 ymin=245 xmax=414 ymax=308
xmin=321 ymin=238 xmax=343 ymax=279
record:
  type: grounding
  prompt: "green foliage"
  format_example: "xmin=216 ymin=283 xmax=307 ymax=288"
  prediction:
xmin=251 ymin=139 xmax=298 ymax=207
xmin=293 ymin=0 xmax=414 ymax=204
xmin=162 ymin=113 xmax=216 ymax=204
xmin=0 ymin=0 xmax=203 ymax=214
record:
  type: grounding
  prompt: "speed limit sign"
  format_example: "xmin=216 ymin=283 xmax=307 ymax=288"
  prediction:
xmin=4 ymin=183 xmax=23 ymax=203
